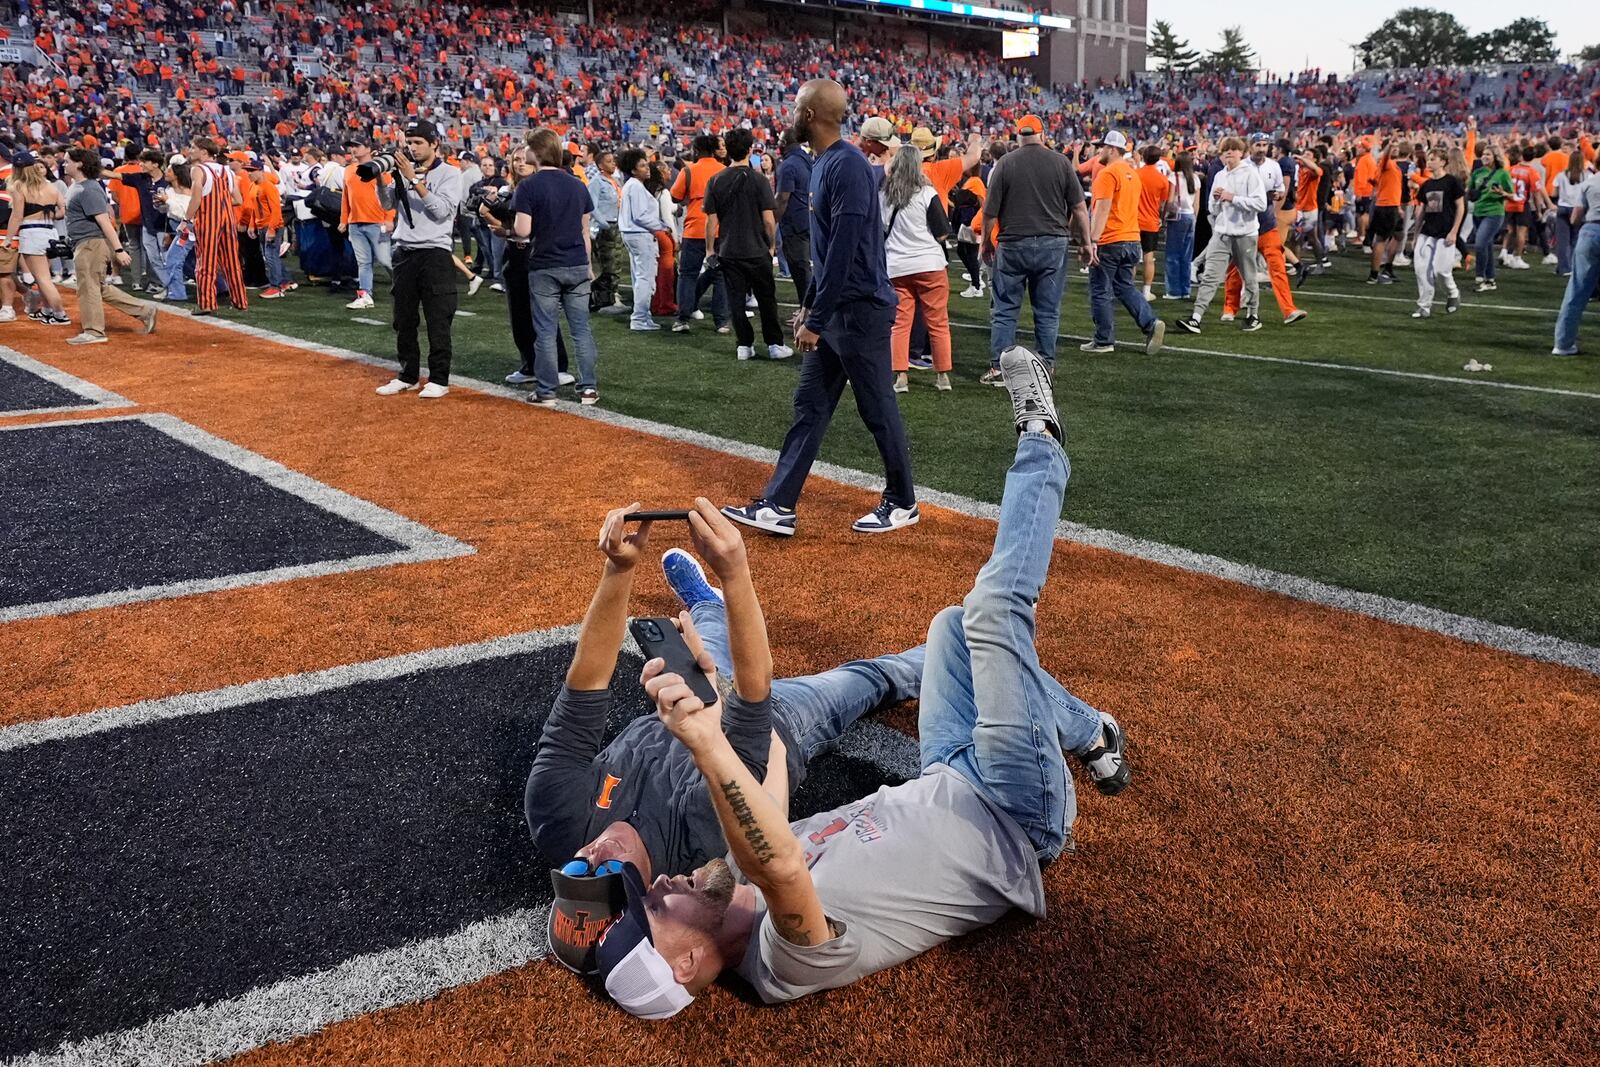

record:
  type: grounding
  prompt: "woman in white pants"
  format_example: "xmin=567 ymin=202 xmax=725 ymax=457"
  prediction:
xmin=1411 ymin=149 xmax=1466 ymax=319
xmin=617 ymin=148 xmax=667 ymax=332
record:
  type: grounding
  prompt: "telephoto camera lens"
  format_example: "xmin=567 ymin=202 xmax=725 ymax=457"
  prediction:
xmin=355 ymin=152 xmax=397 ymax=181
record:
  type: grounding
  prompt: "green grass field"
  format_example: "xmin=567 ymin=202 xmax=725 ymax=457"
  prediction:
xmin=208 ymin=248 xmax=1600 ymax=645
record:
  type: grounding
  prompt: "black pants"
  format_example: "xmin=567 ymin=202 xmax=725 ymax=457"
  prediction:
xmin=781 ymin=230 xmax=811 ymax=304
xmin=391 ymin=247 xmax=458 ymax=386
xmin=504 ymin=244 xmax=567 ymax=376
xmin=720 ymin=255 xmax=784 ymax=347
xmin=763 ymin=302 xmax=913 ymax=510
xmin=956 ymin=241 xmax=981 ymax=288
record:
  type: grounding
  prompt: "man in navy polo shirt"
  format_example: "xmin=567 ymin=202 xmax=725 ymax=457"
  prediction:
xmin=513 ymin=130 xmax=601 ymax=405
xmin=774 ymin=131 xmax=813 ymax=300
xmin=721 ymin=79 xmax=918 ymax=538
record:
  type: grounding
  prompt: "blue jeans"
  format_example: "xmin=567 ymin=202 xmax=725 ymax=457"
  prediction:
xmin=530 ymin=265 xmax=599 ymax=394
xmin=1473 ymin=214 xmax=1504 ymax=280
xmin=689 ymin=600 xmax=925 ymax=790
xmin=474 ymin=223 xmax=504 ymax=282
xmin=348 ymin=222 xmax=391 ymax=293
xmin=1553 ymin=214 xmax=1577 ymax=276
xmin=139 ymin=229 xmax=165 ymax=289
xmin=1089 ymin=240 xmax=1157 ymax=345
xmin=1164 ymin=215 xmax=1195 ymax=297
xmin=1554 ymin=223 xmax=1600 ymax=353
xmin=675 ymin=237 xmax=729 ymax=326
xmin=261 ymin=228 xmax=289 ymax=287
xmin=917 ymin=433 xmax=1102 ymax=861
xmin=989 ymin=235 xmax=1068 ymax=367
xmin=163 ymin=234 xmax=194 ymax=300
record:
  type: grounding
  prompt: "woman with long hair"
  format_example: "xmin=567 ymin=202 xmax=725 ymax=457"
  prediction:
xmin=4 ymin=151 xmax=70 ymax=325
xmin=469 ymin=155 xmax=508 ymax=289
xmin=1552 ymin=149 xmax=1591 ymax=278
xmin=881 ymin=144 xmax=953 ymax=393
xmin=1468 ymin=145 xmax=1513 ymax=291
xmin=648 ymin=159 xmax=678 ymax=318
xmin=1165 ymin=150 xmax=1198 ymax=300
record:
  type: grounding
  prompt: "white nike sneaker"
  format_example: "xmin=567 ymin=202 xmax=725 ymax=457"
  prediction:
xmin=375 ymin=379 xmax=417 ymax=395
xmin=767 ymin=343 xmax=794 ymax=360
xmin=736 ymin=345 xmax=754 ymax=361
xmin=418 ymin=382 xmax=449 ymax=398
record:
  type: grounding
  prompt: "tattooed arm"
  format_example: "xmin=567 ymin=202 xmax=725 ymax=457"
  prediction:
xmin=642 ymin=659 xmax=831 ymax=947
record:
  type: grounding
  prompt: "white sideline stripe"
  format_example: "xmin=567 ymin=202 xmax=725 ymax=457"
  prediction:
xmin=0 ymin=412 xmax=474 ymax=624
xmin=0 ymin=346 xmax=136 ymax=418
xmin=156 ymin=313 xmax=1600 ymax=676
xmin=943 ymin=319 xmax=1600 ymax=401
xmin=1142 ymin=277 xmax=1600 ymax=318
xmin=456 ymin=309 xmax=478 ymax=316
xmin=2 ymin=624 xmax=921 ymax=1066
xmin=351 ymin=316 xmax=387 ymax=326
xmin=8 ymin=908 xmax=550 ymax=1067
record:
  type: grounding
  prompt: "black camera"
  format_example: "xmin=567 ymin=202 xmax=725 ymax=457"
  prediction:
xmin=466 ymin=182 xmax=514 ymax=223
xmin=45 ymin=238 xmax=71 ymax=260
xmin=355 ymin=152 xmax=400 ymax=181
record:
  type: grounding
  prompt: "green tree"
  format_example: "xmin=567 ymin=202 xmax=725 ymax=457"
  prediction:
xmin=1579 ymin=43 xmax=1600 ymax=64
xmin=1358 ymin=7 xmax=1472 ymax=68
xmin=1201 ymin=27 xmax=1256 ymax=75
xmin=1469 ymin=18 xmax=1558 ymax=64
xmin=1148 ymin=20 xmax=1200 ymax=75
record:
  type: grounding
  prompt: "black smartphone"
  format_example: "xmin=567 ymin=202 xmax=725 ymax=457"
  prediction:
xmin=623 ymin=510 xmax=692 ymax=522
xmin=628 ymin=617 xmax=719 ymax=706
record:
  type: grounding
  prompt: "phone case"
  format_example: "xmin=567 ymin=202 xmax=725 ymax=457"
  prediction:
xmin=628 ymin=617 xmax=720 ymax=706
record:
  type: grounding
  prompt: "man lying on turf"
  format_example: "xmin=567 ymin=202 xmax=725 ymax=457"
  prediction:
xmin=593 ymin=346 xmax=1130 ymax=1017
xmin=524 ymin=501 xmax=924 ymax=969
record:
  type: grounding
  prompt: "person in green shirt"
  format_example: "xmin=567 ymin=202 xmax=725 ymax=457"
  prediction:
xmin=1469 ymin=146 xmax=1513 ymax=290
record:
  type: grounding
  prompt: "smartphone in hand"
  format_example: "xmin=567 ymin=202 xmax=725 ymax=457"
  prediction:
xmin=629 ymin=617 xmax=719 ymax=706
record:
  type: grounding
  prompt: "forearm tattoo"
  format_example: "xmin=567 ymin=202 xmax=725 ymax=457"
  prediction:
xmin=720 ymin=779 xmax=777 ymax=865
xmin=776 ymin=913 xmax=812 ymax=945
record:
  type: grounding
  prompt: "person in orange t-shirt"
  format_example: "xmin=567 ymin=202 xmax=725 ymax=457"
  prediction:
xmin=1352 ymin=141 xmax=1378 ymax=243
xmin=1134 ymin=144 xmax=1171 ymax=301
xmin=253 ymin=167 xmax=292 ymax=296
xmin=1367 ymin=140 xmax=1407 ymax=282
xmin=668 ymin=133 xmax=729 ymax=329
xmin=1086 ymin=131 xmax=1161 ymax=353
xmin=1503 ymin=146 xmax=1548 ymax=268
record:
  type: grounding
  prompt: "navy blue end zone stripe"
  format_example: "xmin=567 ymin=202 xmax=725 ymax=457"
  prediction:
xmin=2 ymin=628 xmax=920 ymax=1066
xmin=0 ymin=413 xmax=472 ymax=623
xmin=0 ymin=347 xmax=134 ymax=418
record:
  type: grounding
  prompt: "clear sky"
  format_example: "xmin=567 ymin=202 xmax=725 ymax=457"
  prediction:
xmin=1154 ymin=3 xmax=1600 ymax=76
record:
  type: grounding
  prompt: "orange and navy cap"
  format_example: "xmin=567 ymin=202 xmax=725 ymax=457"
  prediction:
xmin=1016 ymin=114 xmax=1044 ymax=135
xmin=548 ymin=859 xmax=627 ymax=975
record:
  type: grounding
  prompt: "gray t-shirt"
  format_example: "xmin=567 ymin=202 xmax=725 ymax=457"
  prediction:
xmin=1583 ymin=177 xmax=1600 ymax=224
xmin=733 ymin=764 xmax=1045 ymax=1003
xmin=985 ymin=144 xmax=1084 ymax=241
xmin=65 ymin=179 xmax=112 ymax=248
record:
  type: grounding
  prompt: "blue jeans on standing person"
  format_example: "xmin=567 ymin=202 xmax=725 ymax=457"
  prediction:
xmin=675 ymin=237 xmax=730 ymax=326
xmin=261 ymin=228 xmax=289 ymax=288
xmin=689 ymin=599 xmax=927 ymax=790
xmin=475 ymin=222 xmax=504 ymax=283
xmin=1473 ymin=214 xmax=1505 ymax=281
xmin=139 ymin=229 xmax=165 ymax=290
xmin=1554 ymin=223 xmax=1600 ymax=354
xmin=347 ymin=221 xmax=391 ymax=293
xmin=989 ymin=235 xmax=1069 ymax=368
xmin=1089 ymin=240 xmax=1158 ymax=345
xmin=1164 ymin=215 xmax=1195 ymax=298
xmin=917 ymin=432 xmax=1103 ymax=862
xmin=530 ymin=264 xmax=599 ymax=396
xmin=1552 ymin=214 xmax=1578 ymax=276
xmin=163 ymin=234 xmax=194 ymax=300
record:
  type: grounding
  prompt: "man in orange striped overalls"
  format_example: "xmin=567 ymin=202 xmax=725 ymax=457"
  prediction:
xmin=185 ymin=137 xmax=247 ymax=313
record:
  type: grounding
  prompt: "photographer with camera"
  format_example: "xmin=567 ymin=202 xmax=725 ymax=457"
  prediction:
xmin=374 ymin=119 xmax=463 ymax=401
xmin=340 ymin=138 xmax=395 ymax=311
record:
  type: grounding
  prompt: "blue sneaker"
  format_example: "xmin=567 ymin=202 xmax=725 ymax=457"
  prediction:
xmin=721 ymin=498 xmax=797 ymax=537
xmin=907 ymin=354 xmax=934 ymax=371
xmin=851 ymin=500 xmax=920 ymax=534
xmin=661 ymin=548 xmax=723 ymax=607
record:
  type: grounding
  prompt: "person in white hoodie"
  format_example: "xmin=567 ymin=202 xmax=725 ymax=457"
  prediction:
xmin=1176 ymin=137 xmax=1267 ymax=334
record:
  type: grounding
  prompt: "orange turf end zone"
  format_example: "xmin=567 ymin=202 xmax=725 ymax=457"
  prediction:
xmin=3 ymin=304 xmax=1596 ymax=1065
